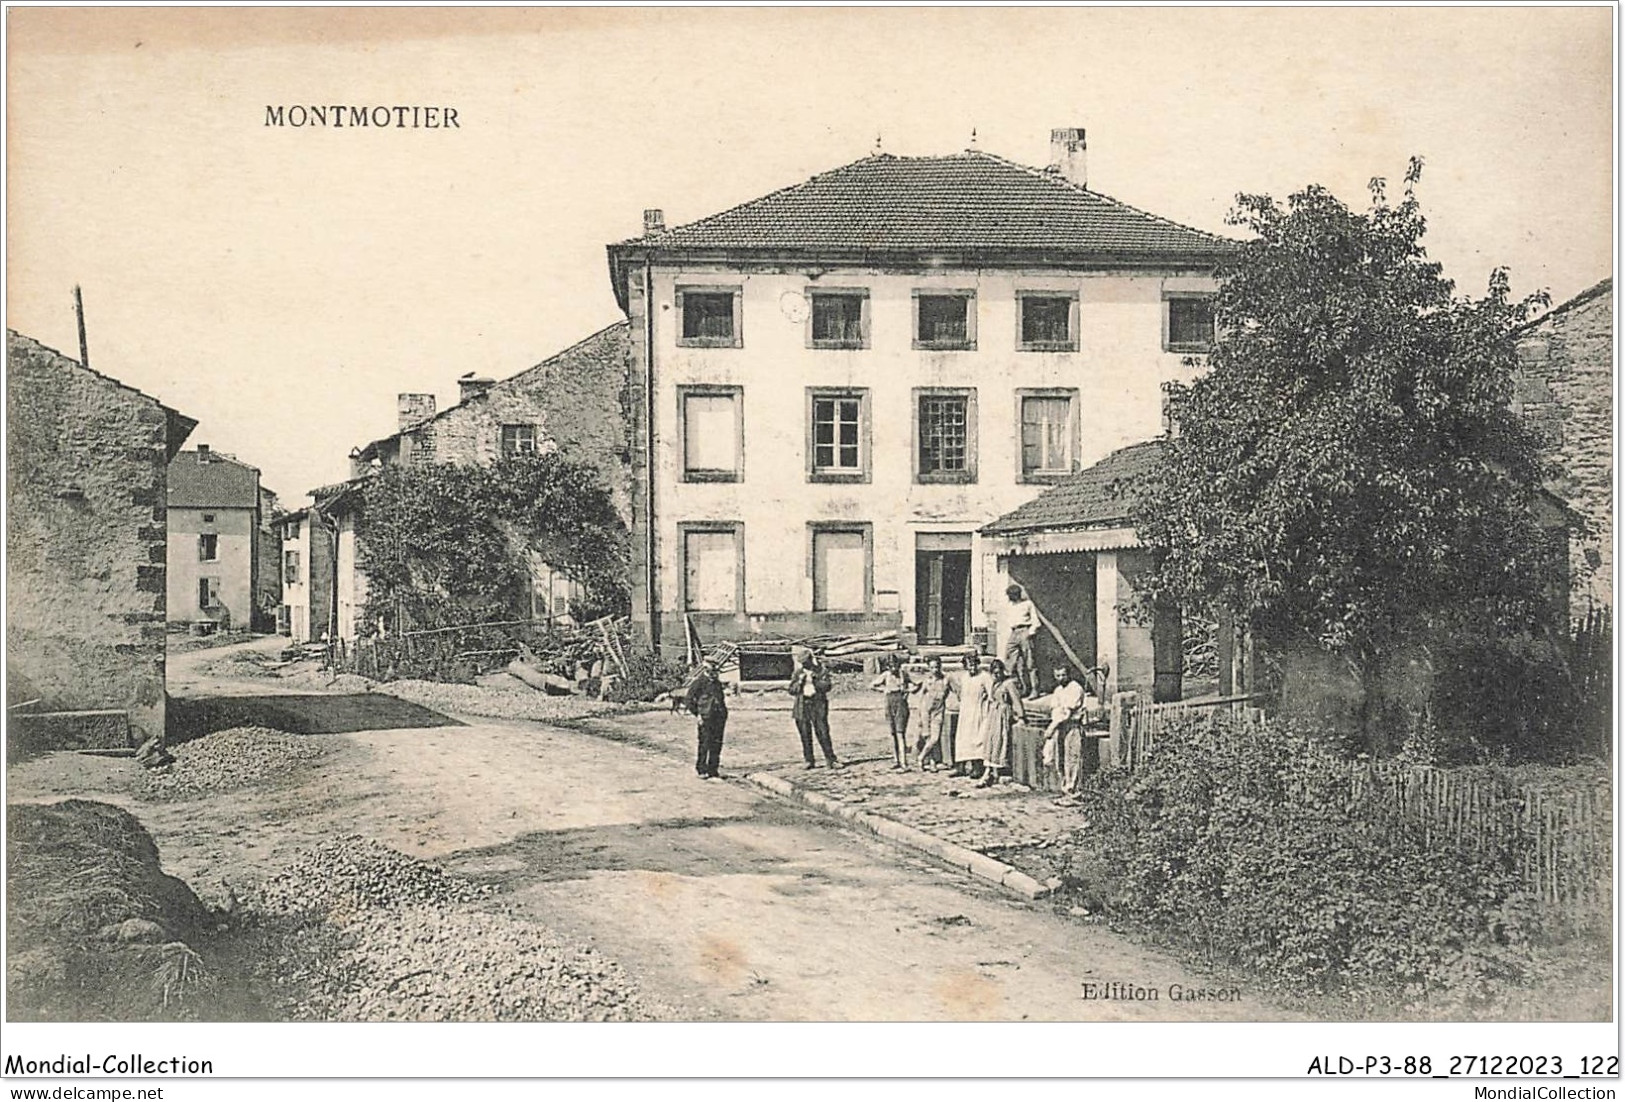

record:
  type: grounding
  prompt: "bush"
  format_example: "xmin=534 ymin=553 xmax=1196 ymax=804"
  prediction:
xmin=1081 ymin=714 xmax=1543 ymax=1004
xmin=602 ymin=651 xmax=690 ymax=704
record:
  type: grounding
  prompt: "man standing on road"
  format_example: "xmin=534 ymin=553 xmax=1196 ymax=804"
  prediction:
xmin=1002 ymin=584 xmax=1041 ymax=699
xmin=687 ymin=658 xmax=728 ymax=779
xmin=789 ymin=650 xmax=841 ymax=770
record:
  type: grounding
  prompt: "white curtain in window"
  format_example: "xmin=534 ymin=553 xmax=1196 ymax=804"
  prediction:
xmin=685 ymin=395 xmax=736 ymax=472
xmin=1022 ymin=396 xmax=1071 ymax=473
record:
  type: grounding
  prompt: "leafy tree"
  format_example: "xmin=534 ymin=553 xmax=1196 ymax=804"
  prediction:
xmin=356 ymin=453 xmax=628 ymax=632
xmin=1134 ymin=159 xmax=1563 ymax=754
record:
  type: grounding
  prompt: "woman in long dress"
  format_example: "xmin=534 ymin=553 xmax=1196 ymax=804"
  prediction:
xmin=954 ymin=653 xmax=995 ymax=779
xmin=980 ymin=658 xmax=1023 ymax=787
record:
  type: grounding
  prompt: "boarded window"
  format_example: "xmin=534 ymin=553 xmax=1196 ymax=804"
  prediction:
xmin=812 ymin=396 xmax=862 ymax=473
xmin=198 ymin=533 xmax=219 ymax=562
xmin=684 ymin=529 xmax=740 ymax=612
xmin=501 ymin=424 xmax=537 ymax=458
xmin=198 ymin=577 xmax=220 ymax=610
xmin=1021 ymin=395 xmax=1073 ymax=476
xmin=919 ymin=395 xmax=970 ymax=475
xmin=683 ymin=392 xmax=739 ymax=478
xmin=681 ymin=291 xmax=737 ymax=342
xmin=811 ymin=293 xmax=865 ymax=346
xmin=1021 ymin=296 xmax=1074 ymax=347
xmin=916 ymin=294 xmax=971 ymax=345
xmin=813 ymin=529 xmax=868 ymax=612
xmin=1167 ymin=296 xmax=1216 ymax=350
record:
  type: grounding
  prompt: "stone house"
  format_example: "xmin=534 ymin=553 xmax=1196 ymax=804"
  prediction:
xmin=7 ymin=330 xmax=196 ymax=752
xmin=322 ymin=322 xmax=632 ymax=639
xmin=1514 ymin=278 xmax=1612 ymax=621
xmin=605 ymin=130 xmax=1231 ymax=656
xmin=166 ymin=447 xmax=275 ymax=634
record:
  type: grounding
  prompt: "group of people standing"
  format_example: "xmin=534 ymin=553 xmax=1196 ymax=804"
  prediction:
xmin=870 ymin=652 xmax=1096 ymax=791
xmin=684 ymin=648 xmax=846 ymax=779
xmin=684 ymin=580 xmax=1101 ymax=791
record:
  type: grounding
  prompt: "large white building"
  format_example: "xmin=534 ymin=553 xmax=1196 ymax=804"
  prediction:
xmin=607 ymin=129 xmax=1231 ymax=659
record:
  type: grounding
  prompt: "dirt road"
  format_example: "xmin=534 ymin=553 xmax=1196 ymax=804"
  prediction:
xmin=12 ymin=646 xmax=1288 ymax=1022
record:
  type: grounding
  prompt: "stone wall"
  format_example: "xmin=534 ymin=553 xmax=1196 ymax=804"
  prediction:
xmin=6 ymin=332 xmax=177 ymax=747
xmin=410 ymin=321 xmax=632 ymax=523
xmin=1514 ymin=280 xmax=1613 ymax=620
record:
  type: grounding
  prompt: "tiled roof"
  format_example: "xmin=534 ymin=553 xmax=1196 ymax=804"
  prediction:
xmin=615 ymin=151 xmax=1231 ymax=259
xmin=981 ymin=440 xmax=1164 ymax=535
xmin=168 ymin=450 xmax=260 ymax=509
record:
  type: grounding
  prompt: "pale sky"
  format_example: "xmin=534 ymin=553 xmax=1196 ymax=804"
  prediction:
xmin=7 ymin=7 xmax=1614 ymax=503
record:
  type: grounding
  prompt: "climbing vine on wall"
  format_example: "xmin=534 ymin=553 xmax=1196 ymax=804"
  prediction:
xmin=355 ymin=453 xmax=629 ymax=632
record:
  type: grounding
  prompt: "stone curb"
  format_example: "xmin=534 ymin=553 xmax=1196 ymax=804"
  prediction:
xmin=743 ymin=771 xmax=1055 ymax=901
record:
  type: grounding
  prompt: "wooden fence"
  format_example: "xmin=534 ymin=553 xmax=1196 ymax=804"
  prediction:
xmin=1351 ymin=763 xmax=1612 ymax=919
xmin=1111 ymin=697 xmax=1611 ymax=922
xmin=1114 ymin=691 xmax=1263 ymax=771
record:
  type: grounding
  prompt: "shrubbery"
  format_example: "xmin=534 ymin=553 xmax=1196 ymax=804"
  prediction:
xmin=602 ymin=651 xmax=690 ymax=704
xmin=1081 ymin=714 xmax=1544 ymax=1004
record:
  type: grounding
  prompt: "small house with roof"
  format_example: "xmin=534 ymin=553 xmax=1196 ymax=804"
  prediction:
xmin=979 ymin=440 xmax=1188 ymax=703
xmin=167 ymin=446 xmax=273 ymax=633
xmin=605 ymin=128 xmax=1232 ymax=660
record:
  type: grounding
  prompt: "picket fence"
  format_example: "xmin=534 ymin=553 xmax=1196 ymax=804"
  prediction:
xmin=1115 ymin=696 xmax=1612 ymax=919
xmin=1350 ymin=763 xmax=1612 ymax=916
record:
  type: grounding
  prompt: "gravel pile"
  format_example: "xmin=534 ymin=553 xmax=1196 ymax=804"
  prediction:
xmin=250 ymin=835 xmax=493 ymax=917
xmin=377 ymin=678 xmax=625 ymax=723
xmin=140 ymin=726 xmax=332 ymax=801
xmin=325 ymin=906 xmax=656 ymax=1021
xmin=245 ymin=836 xmax=663 ymax=1022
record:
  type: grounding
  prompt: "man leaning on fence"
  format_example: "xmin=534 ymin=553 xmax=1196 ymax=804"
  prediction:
xmin=687 ymin=657 xmax=728 ymax=779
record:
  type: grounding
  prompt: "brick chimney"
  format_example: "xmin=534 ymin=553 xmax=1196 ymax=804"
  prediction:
xmin=397 ymin=393 xmax=436 ymax=432
xmin=196 ymin=444 xmax=211 ymax=463
xmin=458 ymin=373 xmax=495 ymax=403
xmin=1049 ymin=127 xmax=1087 ymax=188
xmin=643 ymin=208 xmax=665 ymax=237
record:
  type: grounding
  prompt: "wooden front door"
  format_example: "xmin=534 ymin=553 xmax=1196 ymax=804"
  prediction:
xmin=915 ymin=549 xmax=971 ymax=645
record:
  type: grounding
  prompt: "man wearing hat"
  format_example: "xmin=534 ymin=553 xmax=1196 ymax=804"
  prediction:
xmin=687 ymin=657 xmax=729 ymax=779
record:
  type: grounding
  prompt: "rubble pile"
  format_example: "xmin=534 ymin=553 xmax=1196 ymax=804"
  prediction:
xmin=246 ymin=836 xmax=663 ymax=1022
xmin=140 ymin=726 xmax=332 ymax=801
